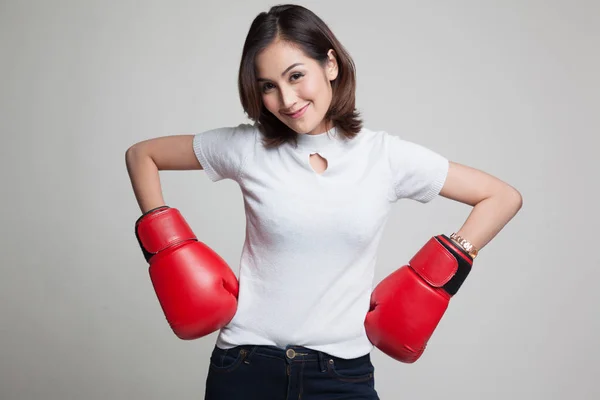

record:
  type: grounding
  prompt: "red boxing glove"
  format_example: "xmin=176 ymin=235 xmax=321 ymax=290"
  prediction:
xmin=135 ymin=206 xmax=239 ymax=340
xmin=365 ymin=234 xmax=473 ymax=363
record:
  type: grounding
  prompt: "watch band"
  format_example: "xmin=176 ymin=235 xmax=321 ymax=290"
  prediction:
xmin=449 ymin=233 xmax=479 ymax=259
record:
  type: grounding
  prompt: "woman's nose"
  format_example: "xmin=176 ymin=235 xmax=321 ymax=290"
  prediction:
xmin=279 ymin=86 xmax=297 ymax=110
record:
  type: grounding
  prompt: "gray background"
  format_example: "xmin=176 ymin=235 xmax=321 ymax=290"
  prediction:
xmin=1 ymin=0 xmax=598 ymax=399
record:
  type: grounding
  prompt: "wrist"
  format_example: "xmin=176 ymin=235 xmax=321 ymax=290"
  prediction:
xmin=449 ymin=233 xmax=479 ymax=259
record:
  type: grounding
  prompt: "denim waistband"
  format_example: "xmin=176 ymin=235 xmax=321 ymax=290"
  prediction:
xmin=222 ymin=344 xmax=371 ymax=371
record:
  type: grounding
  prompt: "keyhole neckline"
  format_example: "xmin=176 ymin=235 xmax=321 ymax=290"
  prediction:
xmin=308 ymin=153 xmax=328 ymax=175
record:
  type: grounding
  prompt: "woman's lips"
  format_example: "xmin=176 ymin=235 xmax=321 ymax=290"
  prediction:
xmin=284 ymin=103 xmax=309 ymax=119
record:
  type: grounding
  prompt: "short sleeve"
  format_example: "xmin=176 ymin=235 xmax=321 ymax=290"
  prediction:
xmin=385 ymin=132 xmax=449 ymax=203
xmin=192 ymin=123 xmax=257 ymax=182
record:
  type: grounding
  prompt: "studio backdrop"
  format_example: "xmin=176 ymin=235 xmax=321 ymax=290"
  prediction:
xmin=1 ymin=0 xmax=598 ymax=399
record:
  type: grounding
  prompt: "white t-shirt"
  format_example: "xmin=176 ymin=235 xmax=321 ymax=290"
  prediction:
xmin=192 ymin=123 xmax=449 ymax=359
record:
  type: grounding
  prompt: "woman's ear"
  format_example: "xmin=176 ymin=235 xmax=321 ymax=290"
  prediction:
xmin=326 ymin=49 xmax=339 ymax=81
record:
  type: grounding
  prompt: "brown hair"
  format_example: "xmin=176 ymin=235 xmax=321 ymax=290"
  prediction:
xmin=238 ymin=4 xmax=362 ymax=148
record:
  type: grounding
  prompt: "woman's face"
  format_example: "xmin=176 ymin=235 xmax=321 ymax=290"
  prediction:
xmin=255 ymin=40 xmax=338 ymax=135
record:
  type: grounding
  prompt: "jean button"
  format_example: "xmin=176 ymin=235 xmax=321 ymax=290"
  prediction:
xmin=286 ymin=349 xmax=296 ymax=359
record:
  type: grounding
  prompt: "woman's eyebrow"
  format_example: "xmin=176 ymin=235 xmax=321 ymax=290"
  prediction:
xmin=257 ymin=63 xmax=304 ymax=82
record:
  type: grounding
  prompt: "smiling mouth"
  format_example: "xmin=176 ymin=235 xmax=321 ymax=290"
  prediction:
xmin=284 ymin=103 xmax=309 ymax=119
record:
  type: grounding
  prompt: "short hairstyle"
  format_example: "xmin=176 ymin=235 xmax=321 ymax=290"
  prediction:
xmin=238 ymin=4 xmax=362 ymax=148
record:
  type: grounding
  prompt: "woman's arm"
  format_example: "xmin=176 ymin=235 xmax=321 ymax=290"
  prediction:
xmin=125 ymin=135 xmax=202 ymax=214
xmin=439 ymin=161 xmax=523 ymax=252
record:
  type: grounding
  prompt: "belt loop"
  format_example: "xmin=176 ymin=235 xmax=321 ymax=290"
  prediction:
xmin=244 ymin=345 xmax=257 ymax=364
xmin=317 ymin=351 xmax=326 ymax=372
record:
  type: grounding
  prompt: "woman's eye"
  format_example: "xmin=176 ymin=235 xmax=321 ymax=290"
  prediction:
xmin=261 ymin=74 xmax=303 ymax=93
xmin=262 ymin=82 xmax=275 ymax=92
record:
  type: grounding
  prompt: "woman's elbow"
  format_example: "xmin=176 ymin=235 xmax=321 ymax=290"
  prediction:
xmin=503 ymin=186 xmax=523 ymax=212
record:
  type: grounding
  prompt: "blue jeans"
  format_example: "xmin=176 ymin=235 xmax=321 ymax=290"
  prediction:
xmin=204 ymin=344 xmax=380 ymax=399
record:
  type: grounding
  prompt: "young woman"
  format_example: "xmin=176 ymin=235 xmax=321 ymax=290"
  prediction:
xmin=126 ymin=4 xmax=522 ymax=400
